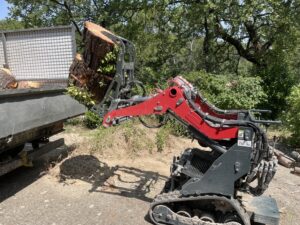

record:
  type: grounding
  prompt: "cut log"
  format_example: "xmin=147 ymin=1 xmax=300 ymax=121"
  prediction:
xmin=274 ymin=149 xmax=295 ymax=168
xmin=0 ymin=68 xmax=43 ymax=90
xmin=69 ymin=54 xmax=93 ymax=87
xmin=69 ymin=22 xmax=118 ymax=103
xmin=83 ymin=21 xmax=117 ymax=71
xmin=0 ymin=68 xmax=18 ymax=89
xmin=291 ymin=166 xmax=300 ymax=176
xmin=18 ymin=81 xmax=41 ymax=89
xmin=69 ymin=54 xmax=110 ymax=102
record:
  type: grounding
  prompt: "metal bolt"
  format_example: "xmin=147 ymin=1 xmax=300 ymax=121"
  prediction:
xmin=166 ymin=214 xmax=172 ymax=221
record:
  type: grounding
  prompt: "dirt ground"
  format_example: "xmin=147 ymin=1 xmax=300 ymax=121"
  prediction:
xmin=0 ymin=124 xmax=300 ymax=225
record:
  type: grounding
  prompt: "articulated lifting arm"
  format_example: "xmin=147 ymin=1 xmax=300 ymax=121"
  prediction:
xmin=103 ymin=81 xmax=239 ymax=140
xmin=103 ymin=76 xmax=279 ymax=143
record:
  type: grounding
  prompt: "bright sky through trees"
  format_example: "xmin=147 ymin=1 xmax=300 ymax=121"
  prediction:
xmin=0 ymin=0 xmax=9 ymax=19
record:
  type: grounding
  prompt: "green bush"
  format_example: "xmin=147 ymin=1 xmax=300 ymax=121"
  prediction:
xmin=284 ymin=85 xmax=300 ymax=143
xmin=164 ymin=119 xmax=190 ymax=137
xmin=97 ymin=47 xmax=119 ymax=75
xmin=89 ymin=125 xmax=118 ymax=154
xmin=123 ymin=121 xmax=154 ymax=153
xmin=83 ymin=111 xmax=102 ymax=129
xmin=67 ymin=85 xmax=95 ymax=108
xmin=89 ymin=120 xmax=155 ymax=154
xmin=184 ymin=71 xmax=266 ymax=110
xmin=64 ymin=117 xmax=82 ymax=126
xmin=155 ymin=127 xmax=170 ymax=152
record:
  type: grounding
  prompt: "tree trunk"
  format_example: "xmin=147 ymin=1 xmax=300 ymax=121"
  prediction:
xmin=203 ymin=16 xmax=214 ymax=73
xmin=83 ymin=21 xmax=117 ymax=71
xmin=69 ymin=21 xmax=118 ymax=102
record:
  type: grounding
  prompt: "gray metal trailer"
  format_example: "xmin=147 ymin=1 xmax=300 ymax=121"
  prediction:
xmin=0 ymin=26 xmax=85 ymax=176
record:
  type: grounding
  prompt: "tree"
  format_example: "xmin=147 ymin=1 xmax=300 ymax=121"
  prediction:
xmin=0 ymin=19 xmax=24 ymax=30
xmin=170 ymin=0 xmax=300 ymax=115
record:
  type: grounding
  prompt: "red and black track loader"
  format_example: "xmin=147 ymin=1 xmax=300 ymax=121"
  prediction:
xmin=81 ymin=22 xmax=282 ymax=225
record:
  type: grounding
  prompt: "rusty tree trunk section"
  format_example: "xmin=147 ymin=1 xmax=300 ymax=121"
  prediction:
xmin=69 ymin=21 xmax=118 ymax=102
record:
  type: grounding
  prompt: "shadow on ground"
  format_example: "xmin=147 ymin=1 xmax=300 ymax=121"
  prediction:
xmin=0 ymin=161 xmax=46 ymax=202
xmin=0 ymin=144 xmax=74 ymax=203
xmin=59 ymin=155 xmax=168 ymax=202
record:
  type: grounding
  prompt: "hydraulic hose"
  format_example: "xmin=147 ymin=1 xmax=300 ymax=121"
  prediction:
xmin=186 ymin=92 xmax=269 ymax=152
xmin=188 ymin=126 xmax=227 ymax=154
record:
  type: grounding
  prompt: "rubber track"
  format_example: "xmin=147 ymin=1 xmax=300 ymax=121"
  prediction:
xmin=149 ymin=191 xmax=250 ymax=225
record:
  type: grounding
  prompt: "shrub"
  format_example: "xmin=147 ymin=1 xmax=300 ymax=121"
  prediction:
xmin=284 ymin=85 xmax=300 ymax=143
xmin=89 ymin=125 xmax=118 ymax=154
xmin=123 ymin=121 xmax=154 ymax=153
xmin=83 ymin=111 xmax=102 ymax=129
xmin=65 ymin=117 xmax=82 ymax=126
xmin=67 ymin=85 xmax=95 ymax=108
xmin=155 ymin=127 xmax=170 ymax=152
xmin=97 ymin=47 xmax=119 ymax=75
xmin=164 ymin=118 xmax=190 ymax=137
xmin=184 ymin=71 xmax=266 ymax=110
xmin=90 ymin=120 xmax=154 ymax=153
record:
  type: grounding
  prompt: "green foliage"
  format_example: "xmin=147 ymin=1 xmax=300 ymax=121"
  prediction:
xmin=165 ymin=119 xmax=190 ymax=137
xmin=89 ymin=120 xmax=154 ymax=154
xmin=64 ymin=117 xmax=82 ymax=126
xmin=258 ymin=62 xmax=296 ymax=117
xmin=123 ymin=121 xmax=154 ymax=153
xmin=256 ymin=29 xmax=300 ymax=116
xmin=284 ymin=85 xmax=300 ymax=143
xmin=97 ymin=48 xmax=119 ymax=75
xmin=83 ymin=111 xmax=102 ymax=129
xmin=67 ymin=85 xmax=95 ymax=108
xmin=67 ymin=84 xmax=102 ymax=130
xmin=148 ymin=117 xmax=188 ymax=138
xmin=90 ymin=120 xmax=154 ymax=154
xmin=89 ymin=125 xmax=118 ymax=154
xmin=184 ymin=71 xmax=266 ymax=109
xmin=0 ymin=19 xmax=24 ymax=30
xmin=155 ymin=127 xmax=170 ymax=152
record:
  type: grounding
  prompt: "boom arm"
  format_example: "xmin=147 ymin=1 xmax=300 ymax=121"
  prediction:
xmin=103 ymin=76 xmax=279 ymax=141
xmin=103 ymin=82 xmax=239 ymax=140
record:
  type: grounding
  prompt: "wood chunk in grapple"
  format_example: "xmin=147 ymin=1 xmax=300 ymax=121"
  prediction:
xmin=69 ymin=21 xmax=118 ymax=103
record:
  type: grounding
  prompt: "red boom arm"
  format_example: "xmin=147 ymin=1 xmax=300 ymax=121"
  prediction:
xmin=103 ymin=77 xmax=239 ymax=140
